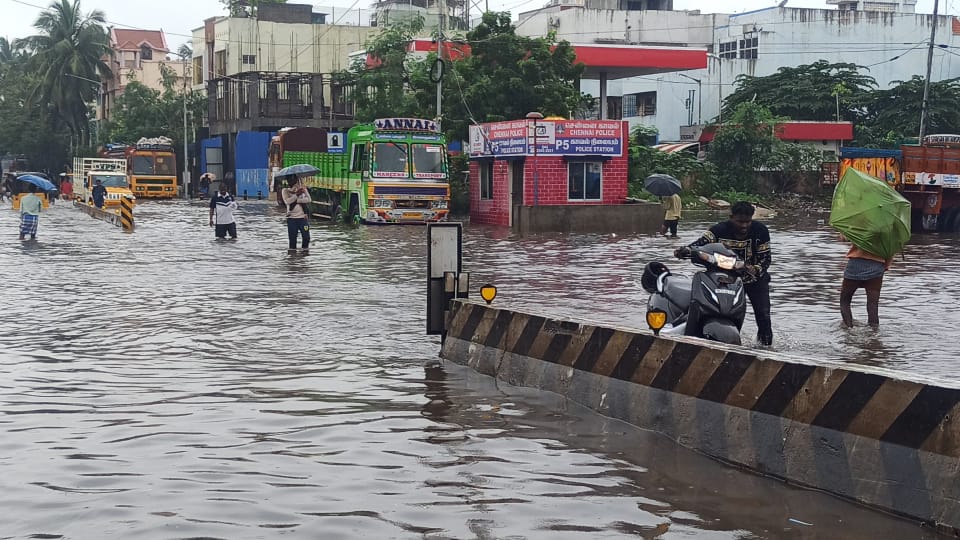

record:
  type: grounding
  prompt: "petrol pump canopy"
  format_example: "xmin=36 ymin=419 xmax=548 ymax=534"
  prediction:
xmin=571 ymin=44 xmax=707 ymax=80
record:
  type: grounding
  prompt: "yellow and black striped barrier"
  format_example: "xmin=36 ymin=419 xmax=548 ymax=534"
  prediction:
xmin=73 ymin=200 xmax=133 ymax=232
xmin=441 ymin=300 xmax=960 ymax=535
xmin=119 ymin=196 xmax=134 ymax=232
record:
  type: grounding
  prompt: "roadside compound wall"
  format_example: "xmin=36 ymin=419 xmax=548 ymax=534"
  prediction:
xmin=440 ymin=300 xmax=960 ymax=534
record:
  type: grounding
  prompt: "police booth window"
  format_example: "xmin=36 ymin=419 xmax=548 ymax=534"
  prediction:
xmin=568 ymin=161 xmax=602 ymax=201
xmin=374 ymin=142 xmax=408 ymax=174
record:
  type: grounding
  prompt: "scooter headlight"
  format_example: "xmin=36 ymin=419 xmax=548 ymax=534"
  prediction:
xmin=715 ymin=253 xmax=737 ymax=270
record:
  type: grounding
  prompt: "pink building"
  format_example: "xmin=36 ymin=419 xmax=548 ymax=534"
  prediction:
xmin=468 ymin=118 xmax=655 ymax=233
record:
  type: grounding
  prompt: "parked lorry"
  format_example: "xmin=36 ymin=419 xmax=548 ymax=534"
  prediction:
xmin=72 ymin=157 xmax=135 ymax=207
xmin=268 ymin=118 xmax=450 ymax=224
xmin=101 ymin=136 xmax=178 ymax=199
xmin=840 ymin=134 xmax=960 ymax=232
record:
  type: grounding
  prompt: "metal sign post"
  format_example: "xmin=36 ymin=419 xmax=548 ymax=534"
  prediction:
xmin=427 ymin=222 xmax=463 ymax=336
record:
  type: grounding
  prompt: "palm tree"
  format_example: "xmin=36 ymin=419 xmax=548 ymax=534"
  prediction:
xmin=21 ymin=0 xmax=112 ymax=144
xmin=0 ymin=37 xmax=14 ymax=64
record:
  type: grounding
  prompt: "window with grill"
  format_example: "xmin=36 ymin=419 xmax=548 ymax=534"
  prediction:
xmin=242 ymin=54 xmax=256 ymax=65
xmin=214 ymin=50 xmax=226 ymax=77
xmin=739 ymin=36 xmax=759 ymax=59
xmin=718 ymin=40 xmax=738 ymax=60
xmin=140 ymin=45 xmax=153 ymax=61
xmin=479 ymin=161 xmax=493 ymax=200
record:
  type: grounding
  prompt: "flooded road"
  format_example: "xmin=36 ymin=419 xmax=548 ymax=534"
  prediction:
xmin=0 ymin=200 xmax=950 ymax=539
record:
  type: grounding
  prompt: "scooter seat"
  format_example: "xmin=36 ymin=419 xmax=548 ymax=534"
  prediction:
xmin=664 ymin=277 xmax=692 ymax=311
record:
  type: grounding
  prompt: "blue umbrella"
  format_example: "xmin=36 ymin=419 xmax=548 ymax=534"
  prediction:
xmin=276 ymin=164 xmax=320 ymax=177
xmin=18 ymin=174 xmax=56 ymax=191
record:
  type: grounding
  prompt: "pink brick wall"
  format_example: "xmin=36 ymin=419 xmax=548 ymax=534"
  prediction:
xmin=469 ymin=120 xmax=630 ymax=225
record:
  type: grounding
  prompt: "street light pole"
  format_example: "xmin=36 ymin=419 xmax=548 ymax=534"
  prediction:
xmin=182 ymin=61 xmax=190 ymax=199
xmin=677 ymin=72 xmax=702 ymax=125
xmin=526 ymin=111 xmax=544 ymax=206
xmin=707 ymin=53 xmax=722 ymax=124
xmin=919 ymin=0 xmax=940 ymax=141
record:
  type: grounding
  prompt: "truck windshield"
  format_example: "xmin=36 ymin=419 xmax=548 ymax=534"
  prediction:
xmin=132 ymin=156 xmax=154 ymax=175
xmin=412 ymin=144 xmax=445 ymax=179
xmin=92 ymin=174 xmax=128 ymax=188
xmin=373 ymin=142 xmax=408 ymax=177
xmin=154 ymin=155 xmax=175 ymax=175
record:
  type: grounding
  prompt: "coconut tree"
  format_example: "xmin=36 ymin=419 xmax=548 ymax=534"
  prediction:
xmin=21 ymin=0 xmax=112 ymax=145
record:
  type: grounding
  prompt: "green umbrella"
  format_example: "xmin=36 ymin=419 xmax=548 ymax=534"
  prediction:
xmin=829 ymin=167 xmax=911 ymax=260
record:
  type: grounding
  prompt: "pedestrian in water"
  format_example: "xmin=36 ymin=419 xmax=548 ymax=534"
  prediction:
xmin=199 ymin=173 xmax=212 ymax=199
xmin=839 ymin=237 xmax=892 ymax=328
xmin=92 ymin=179 xmax=107 ymax=208
xmin=209 ymin=181 xmax=238 ymax=240
xmin=659 ymin=193 xmax=682 ymax=238
xmin=60 ymin=173 xmax=73 ymax=201
xmin=18 ymin=184 xmax=42 ymax=240
xmin=676 ymin=201 xmax=773 ymax=346
xmin=282 ymin=176 xmax=311 ymax=251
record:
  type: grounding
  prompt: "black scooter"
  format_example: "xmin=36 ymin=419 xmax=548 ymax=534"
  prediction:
xmin=641 ymin=243 xmax=747 ymax=345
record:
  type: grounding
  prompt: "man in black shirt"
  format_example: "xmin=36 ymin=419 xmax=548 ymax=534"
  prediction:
xmin=675 ymin=201 xmax=773 ymax=346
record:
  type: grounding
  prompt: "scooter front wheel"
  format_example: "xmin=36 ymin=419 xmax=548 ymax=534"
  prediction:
xmin=701 ymin=319 xmax=742 ymax=346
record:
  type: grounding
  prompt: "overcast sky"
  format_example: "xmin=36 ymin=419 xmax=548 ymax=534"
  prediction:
xmin=0 ymin=0 xmax=956 ymax=51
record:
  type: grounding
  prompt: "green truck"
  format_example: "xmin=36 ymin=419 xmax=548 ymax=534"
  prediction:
xmin=269 ymin=118 xmax=450 ymax=224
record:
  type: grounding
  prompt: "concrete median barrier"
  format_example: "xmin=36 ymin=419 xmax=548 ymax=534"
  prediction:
xmin=440 ymin=300 xmax=960 ymax=534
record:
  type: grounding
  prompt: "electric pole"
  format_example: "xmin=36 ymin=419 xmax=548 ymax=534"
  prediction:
xmin=919 ymin=0 xmax=940 ymax=142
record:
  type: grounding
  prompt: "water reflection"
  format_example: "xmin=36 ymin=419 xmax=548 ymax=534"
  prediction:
xmin=0 ymin=201 xmax=946 ymax=538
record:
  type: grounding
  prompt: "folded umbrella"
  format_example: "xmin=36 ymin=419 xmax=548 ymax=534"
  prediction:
xmin=829 ymin=167 xmax=911 ymax=260
xmin=644 ymin=174 xmax=682 ymax=197
xmin=277 ymin=164 xmax=320 ymax=177
xmin=17 ymin=174 xmax=56 ymax=192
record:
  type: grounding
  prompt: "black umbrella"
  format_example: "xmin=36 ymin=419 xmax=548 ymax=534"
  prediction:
xmin=644 ymin=174 xmax=682 ymax=196
xmin=277 ymin=164 xmax=320 ymax=177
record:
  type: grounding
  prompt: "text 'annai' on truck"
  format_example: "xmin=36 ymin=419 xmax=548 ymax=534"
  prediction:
xmin=269 ymin=118 xmax=450 ymax=224
xmin=100 ymin=136 xmax=178 ymax=199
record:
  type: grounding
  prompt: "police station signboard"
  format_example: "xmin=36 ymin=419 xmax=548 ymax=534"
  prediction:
xmin=469 ymin=119 xmax=624 ymax=157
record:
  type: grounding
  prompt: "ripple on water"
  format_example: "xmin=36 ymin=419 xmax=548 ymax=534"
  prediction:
xmin=0 ymin=201 xmax=945 ymax=538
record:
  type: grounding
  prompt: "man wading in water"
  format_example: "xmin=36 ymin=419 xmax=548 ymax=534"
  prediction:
xmin=676 ymin=201 xmax=773 ymax=346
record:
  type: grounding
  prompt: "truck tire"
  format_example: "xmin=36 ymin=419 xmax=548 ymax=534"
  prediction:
xmin=348 ymin=195 xmax=360 ymax=225
xmin=330 ymin=203 xmax=342 ymax=223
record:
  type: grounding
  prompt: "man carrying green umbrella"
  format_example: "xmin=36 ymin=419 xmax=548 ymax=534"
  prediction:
xmin=830 ymin=167 xmax=911 ymax=328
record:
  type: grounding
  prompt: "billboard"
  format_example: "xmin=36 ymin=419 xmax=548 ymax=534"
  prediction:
xmin=469 ymin=120 xmax=624 ymax=158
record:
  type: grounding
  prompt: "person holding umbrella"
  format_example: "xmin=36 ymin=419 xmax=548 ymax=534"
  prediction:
xmin=281 ymin=175 xmax=312 ymax=251
xmin=659 ymin=193 xmax=682 ymax=237
xmin=644 ymin=174 xmax=683 ymax=237
xmin=830 ymin=168 xmax=911 ymax=328
xmin=18 ymin=184 xmax=42 ymax=240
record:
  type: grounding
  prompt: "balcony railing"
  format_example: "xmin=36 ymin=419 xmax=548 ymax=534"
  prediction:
xmin=207 ymin=72 xmax=355 ymax=126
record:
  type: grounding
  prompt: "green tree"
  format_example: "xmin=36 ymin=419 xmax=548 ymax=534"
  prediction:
xmin=627 ymin=125 xmax=712 ymax=198
xmin=705 ymin=102 xmax=783 ymax=193
xmin=101 ymin=64 xmax=204 ymax=152
xmin=337 ymin=16 xmax=430 ymax=122
xmin=20 ymin=0 xmax=112 ymax=146
xmin=221 ymin=0 xmax=287 ymax=17
xmin=858 ymin=75 xmax=960 ymax=146
xmin=0 ymin=56 xmax=70 ymax=173
xmin=441 ymin=12 xmax=589 ymax=142
xmin=723 ymin=60 xmax=876 ymax=123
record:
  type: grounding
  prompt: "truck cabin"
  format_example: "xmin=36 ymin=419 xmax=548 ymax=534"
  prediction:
xmin=89 ymin=172 xmax=129 ymax=188
xmin=130 ymin=151 xmax=175 ymax=176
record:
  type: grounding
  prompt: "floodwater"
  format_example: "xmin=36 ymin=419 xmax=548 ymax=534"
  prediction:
xmin=0 ymin=199 xmax=950 ymax=539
